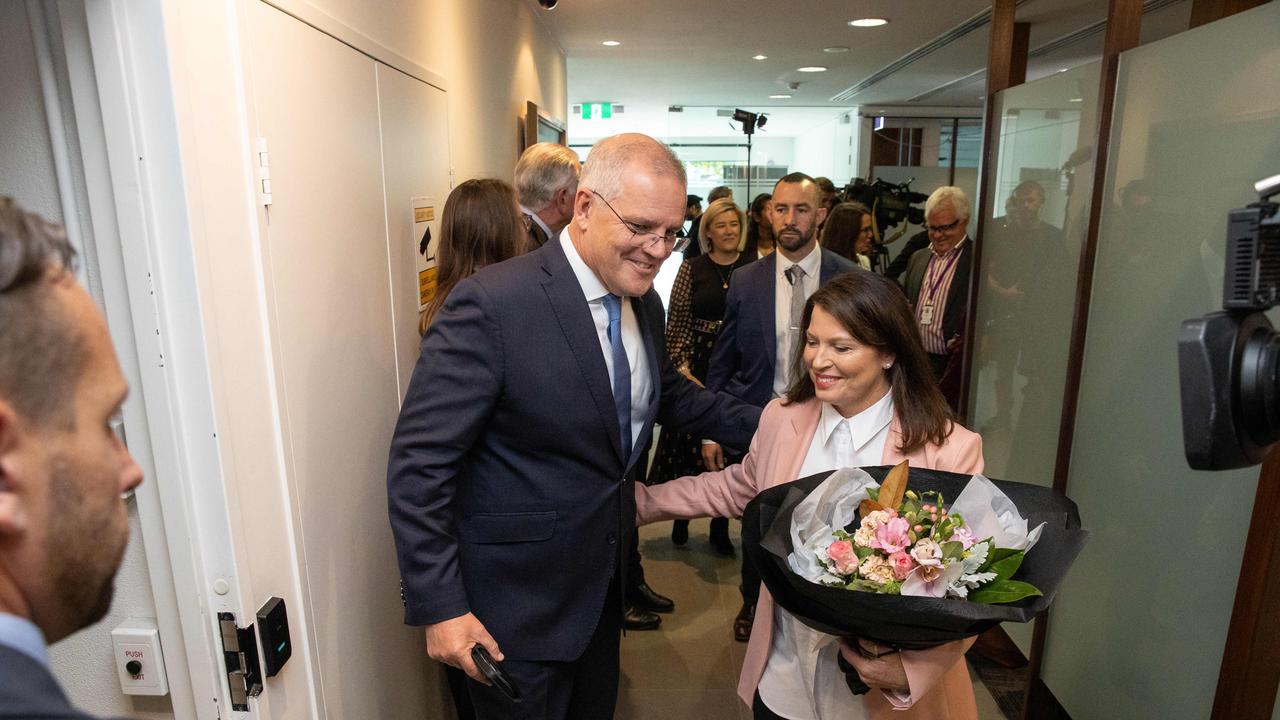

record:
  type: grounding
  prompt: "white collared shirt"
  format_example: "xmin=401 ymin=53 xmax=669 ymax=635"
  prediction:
xmin=561 ymin=229 xmax=653 ymax=454
xmin=757 ymin=391 xmax=895 ymax=720
xmin=773 ymin=246 xmax=823 ymax=398
xmin=520 ymin=203 xmax=555 ymax=242
xmin=0 ymin=612 xmax=48 ymax=667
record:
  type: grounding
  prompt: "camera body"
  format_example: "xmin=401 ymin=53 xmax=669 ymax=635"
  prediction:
xmin=841 ymin=178 xmax=927 ymax=234
xmin=1179 ymin=182 xmax=1280 ymax=469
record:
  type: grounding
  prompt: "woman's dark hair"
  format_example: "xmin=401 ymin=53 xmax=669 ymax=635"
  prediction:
xmin=783 ymin=271 xmax=954 ymax=454
xmin=819 ymin=202 xmax=871 ymax=261
xmin=422 ymin=179 xmax=524 ymax=330
xmin=746 ymin=192 xmax=773 ymax=249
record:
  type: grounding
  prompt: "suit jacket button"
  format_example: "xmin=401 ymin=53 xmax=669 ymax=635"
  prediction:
xmin=607 ymin=532 xmax=617 ymax=545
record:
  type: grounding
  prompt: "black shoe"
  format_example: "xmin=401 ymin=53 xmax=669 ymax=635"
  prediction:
xmin=671 ymin=520 xmax=689 ymax=546
xmin=629 ymin=581 xmax=675 ymax=613
xmin=623 ymin=605 xmax=661 ymax=631
xmin=711 ymin=533 xmax=736 ymax=557
xmin=733 ymin=602 xmax=755 ymax=642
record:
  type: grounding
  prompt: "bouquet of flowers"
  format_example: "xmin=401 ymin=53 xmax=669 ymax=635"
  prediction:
xmin=741 ymin=463 xmax=1087 ymax=695
xmin=813 ymin=461 xmax=1042 ymax=604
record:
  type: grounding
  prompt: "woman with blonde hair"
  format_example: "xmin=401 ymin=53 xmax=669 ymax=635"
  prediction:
xmin=647 ymin=197 xmax=755 ymax=553
xmin=418 ymin=178 xmax=524 ymax=333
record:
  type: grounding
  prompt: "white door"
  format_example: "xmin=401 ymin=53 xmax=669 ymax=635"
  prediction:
xmin=243 ymin=2 xmax=452 ymax=717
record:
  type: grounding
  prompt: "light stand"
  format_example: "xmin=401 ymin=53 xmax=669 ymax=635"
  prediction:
xmin=732 ymin=109 xmax=767 ymax=202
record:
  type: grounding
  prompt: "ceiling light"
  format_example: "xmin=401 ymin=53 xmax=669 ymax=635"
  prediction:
xmin=849 ymin=18 xmax=889 ymax=27
xmin=1069 ymin=97 xmax=1083 ymax=102
xmin=753 ymin=54 xmax=768 ymax=60
xmin=769 ymin=94 xmax=793 ymax=99
xmin=823 ymin=46 xmax=849 ymax=53
xmin=1058 ymin=68 xmax=1069 ymax=73
xmin=797 ymin=66 xmax=828 ymax=73
xmin=601 ymin=40 xmax=621 ymax=47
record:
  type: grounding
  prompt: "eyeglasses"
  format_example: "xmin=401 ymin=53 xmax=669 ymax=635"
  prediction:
xmin=592 ymin=190 xmax=690 ymax=253
xmin=925 ymin=218 xmax=963 ymax=234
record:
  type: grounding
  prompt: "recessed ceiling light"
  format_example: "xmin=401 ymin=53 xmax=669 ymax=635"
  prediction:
xmin=769 ymin=94 xmax=793 ymax=99
xmin=797 ymin=66 xmax=828 ymax=73
xmin=602 ymin=40 xmax=621 ymax=47
xmin=1058 ymin=68 xmax=1069 ymax=73
xmin=823 ymin=46 xmax=849 ymax=53
xmin=1069 ymin=97 xmax=1083 ymax=102
xmin=849 ymin=18 xmax=889 ymax=27
xmin=753 ymin=54 xmax=768 ymax=60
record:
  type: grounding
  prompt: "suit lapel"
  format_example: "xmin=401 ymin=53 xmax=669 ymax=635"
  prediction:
xmin=760 ymin=259 xmax=777 ymax=376
xmin=539 ymin=241 xmax=626 ymax=464
xmin=776 ymin=401 xmax=819 ymax=487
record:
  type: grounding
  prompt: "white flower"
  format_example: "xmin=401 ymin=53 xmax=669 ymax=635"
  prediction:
xmin=910 ymin=538 xmax=943 ymax=567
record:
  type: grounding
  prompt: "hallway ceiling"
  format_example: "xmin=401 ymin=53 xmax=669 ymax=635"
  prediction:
xmin=530 ymin=0 xmax=1192 ymax=124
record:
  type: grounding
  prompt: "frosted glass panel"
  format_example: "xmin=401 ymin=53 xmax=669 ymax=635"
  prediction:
xmin=967 ymin=63 xmax=1101 ymax=656
xmin=1044 ymin=6 xmax=1280 ymax=719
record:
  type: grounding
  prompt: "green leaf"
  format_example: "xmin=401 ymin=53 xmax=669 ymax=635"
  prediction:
xmin=941 ymin=541 xmax=965 ymax=562
xmin=978 ymin=546 xmax=1021 ymax=573
xmin=970 ymin=580 xmax=1043 ymax=604
xmin=867 ymin=487 xmax=880 ymax=502
xmin=853 ymin=545 xmax=873 ymax=560
xmin=986 ymin=551 xmax=1025 ymax=582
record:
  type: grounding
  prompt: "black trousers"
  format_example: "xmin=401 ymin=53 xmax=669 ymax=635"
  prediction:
xmin=467 ymin=580 xmax=623 ymax=720
xmin=752 ymin=691 xmax=787 ymax=720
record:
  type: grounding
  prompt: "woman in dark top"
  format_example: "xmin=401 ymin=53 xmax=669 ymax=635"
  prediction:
xmin=820 ymin=201 xmax=874 ymax=270
xmin=648 ymin=198 xmax=754 ymax=553
xmin=747 ymin=192 xmax=774 ymax=258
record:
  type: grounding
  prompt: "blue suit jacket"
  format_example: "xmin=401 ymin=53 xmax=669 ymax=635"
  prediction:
xmin=0 ymin=644 xmax=117 ymax=719
xmin=706 ymin=250 xmax=859 ymax=408
xmin=386 ymin=238 xmax=760 ymax=662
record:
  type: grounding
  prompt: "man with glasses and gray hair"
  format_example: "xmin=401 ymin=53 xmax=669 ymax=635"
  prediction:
xmin=515 ymin=142 xmax=581 ymax=250
xmin=388 ymin=133 xmax=760 ymax=719
xmin=902 ymin=185 xmax=974 ymax=408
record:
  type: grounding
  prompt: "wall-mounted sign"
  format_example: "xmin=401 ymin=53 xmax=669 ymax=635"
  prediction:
xmin=412 ymin=197 xmax=438 ymax=310
xmin=581 ymin=102 xmax=613 ymax=120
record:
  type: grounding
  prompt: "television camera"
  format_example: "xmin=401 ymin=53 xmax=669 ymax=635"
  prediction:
xmin=1179 ymin=173 xmax=1280 ymax=470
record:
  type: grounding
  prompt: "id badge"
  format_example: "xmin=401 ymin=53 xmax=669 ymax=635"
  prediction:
xmin=920 ymin=302 xmax=935 ymax=326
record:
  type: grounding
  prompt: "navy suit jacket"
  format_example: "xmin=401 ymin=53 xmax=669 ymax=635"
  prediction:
xmin=386 ymin=238 xmax=760 ymax=662
xmin=706 ymin=249 xmax=859 ymax=408
xmin=0 ymin=644 xmax=116 ymax=719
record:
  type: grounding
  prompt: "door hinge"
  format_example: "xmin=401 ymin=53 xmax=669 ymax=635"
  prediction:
xmin=256 ymin=138 xmax=273 ymax=206
xmin=217 ymin=612 xmax=262 ymax=711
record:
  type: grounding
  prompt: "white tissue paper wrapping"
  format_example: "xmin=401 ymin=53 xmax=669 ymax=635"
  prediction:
xmin=949 ymin=474 xmax=1045 ymax=552
xmin=784 ymin=469 xmax=1046 ymax=585
xmin=785 ymin=468 xmax=880 ymax=583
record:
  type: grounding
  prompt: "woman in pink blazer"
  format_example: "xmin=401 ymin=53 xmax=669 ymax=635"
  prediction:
xmin=638 ymin=271 xmax=983 ymax=720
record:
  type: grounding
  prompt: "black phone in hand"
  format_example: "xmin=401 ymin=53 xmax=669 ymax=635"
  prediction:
xmin=471 ymin=645 xmax=520 ymax=702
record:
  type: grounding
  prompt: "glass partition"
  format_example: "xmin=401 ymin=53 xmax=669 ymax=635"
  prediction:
xmin=966 ymin=61 xmax=1102 ymax=654
xmin=1044 ymin=5 xmax=1280 ymax=718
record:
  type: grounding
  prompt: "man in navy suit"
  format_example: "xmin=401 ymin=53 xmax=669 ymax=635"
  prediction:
xmin=700 ymin=172 xmax=857 ymax=641
xmin=387 ymin=134 xmax=760 ymax=719
xmin=0 ymin=197 xmax=143 ymax=719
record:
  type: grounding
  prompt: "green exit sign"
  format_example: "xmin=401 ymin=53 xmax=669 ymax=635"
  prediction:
xmin=581 ymin=102 xmax=613 ymax=120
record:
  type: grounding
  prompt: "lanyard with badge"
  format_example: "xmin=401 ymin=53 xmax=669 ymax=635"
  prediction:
xmin=919 ymin=248 xmax=961 ymax=326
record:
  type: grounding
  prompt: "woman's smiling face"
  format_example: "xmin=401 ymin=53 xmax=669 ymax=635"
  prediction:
xmin=803 ymin=304 xmax=894 ymax=417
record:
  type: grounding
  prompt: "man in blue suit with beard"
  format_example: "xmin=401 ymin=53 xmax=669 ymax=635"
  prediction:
xmin=387 ymin=134 xmax=760 ymax=719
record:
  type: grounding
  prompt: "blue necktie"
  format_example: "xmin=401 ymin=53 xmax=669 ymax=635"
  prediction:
xmin=603 ymin=294 xmax=632 ymax=458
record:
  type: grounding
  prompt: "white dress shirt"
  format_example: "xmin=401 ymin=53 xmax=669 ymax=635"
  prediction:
xmin=773 ymin=246 xmax=823 ymax=398
xmin=520 ymin=203 xmax=555 ymax=242
xmin=561 ymin=229 xmax=653 ymax=452
xmin=0 ymin=612 xmax=48 ymax=667
xmin=756 ymin=390 xmax=895 ymax=720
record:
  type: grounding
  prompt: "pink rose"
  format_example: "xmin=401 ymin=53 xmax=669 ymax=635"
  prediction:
xmin=872 ymin=517 xmax=911 ymax=554
xmin=826 ymin=540 xmax=859 ymax=576
xmin=888 ymin=551 xmax=916 ymax=581
xmin=952 ymin=526 xmax=976 ymax=549
xmin=910 ymin=538 xmax=943 ymax=567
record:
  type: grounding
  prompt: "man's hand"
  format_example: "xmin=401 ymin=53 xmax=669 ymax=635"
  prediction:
xmin=839 ymin=638 xmax=908 ymax=694
xmin=424 ymin=613 xmax=503 ymax=684
xmin=701 ymin=442 xmax=725 ymax=471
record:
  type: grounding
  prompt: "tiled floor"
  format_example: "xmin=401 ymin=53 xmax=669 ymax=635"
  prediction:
xmin=618 ymin=521 xmax=1006 ymax=720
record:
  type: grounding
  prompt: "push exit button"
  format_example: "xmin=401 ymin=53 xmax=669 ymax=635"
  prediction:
xmin=111 ymin=619 xmax=169 ymax=696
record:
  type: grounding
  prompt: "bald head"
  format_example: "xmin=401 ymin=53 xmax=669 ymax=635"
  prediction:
xmin=579 ymin=133 xmax=686 ymax=201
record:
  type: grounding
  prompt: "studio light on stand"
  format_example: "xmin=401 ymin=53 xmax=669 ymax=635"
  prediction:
xmin=731 ymin=109 xmax=768 ymax=201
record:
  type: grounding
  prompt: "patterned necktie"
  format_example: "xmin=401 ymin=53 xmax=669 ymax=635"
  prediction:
xmin=602 ymin=294 xmax=632 ymax=458
xmin=784 ymin=264 xmax=807 ymax=383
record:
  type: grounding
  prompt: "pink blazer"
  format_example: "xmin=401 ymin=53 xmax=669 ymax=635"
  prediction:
xmin=636 ymin=397 xmax=984 ymax=719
